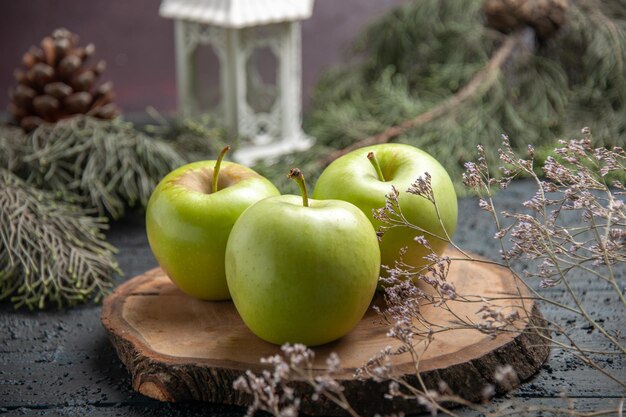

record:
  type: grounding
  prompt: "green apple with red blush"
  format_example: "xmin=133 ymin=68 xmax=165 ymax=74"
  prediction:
xmin=146 ymin=146 xmax=280 ymax=300
xmin=225 ymin=169 xmax=380 ymax=346
xmin=313 ymin=143 xmax=458 ymax=277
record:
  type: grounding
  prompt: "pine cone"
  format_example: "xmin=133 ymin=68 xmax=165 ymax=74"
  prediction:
xmin=483 ymin=0 xmax=569 ymax=40
xmin=8 ymin=28 xmax=120 ymax=132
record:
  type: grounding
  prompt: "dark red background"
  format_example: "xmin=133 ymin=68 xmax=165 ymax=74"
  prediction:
xmin=0 ymin=0 xmax=408 ymax=116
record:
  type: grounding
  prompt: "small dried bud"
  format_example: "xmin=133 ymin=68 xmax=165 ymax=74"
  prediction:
xmin=407 ymin=173 xmax=434 ymax=202
xmin=481 ymin=384 xmax=495 ymax=401
xmin=326 ymin=352 xmax=341 ymax=373
xmin=479 ymin=198 xmax=493 ymax=212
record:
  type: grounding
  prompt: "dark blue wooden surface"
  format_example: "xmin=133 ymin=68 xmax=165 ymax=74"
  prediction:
xmin=1 ymin=180 xmax=624 ymax=416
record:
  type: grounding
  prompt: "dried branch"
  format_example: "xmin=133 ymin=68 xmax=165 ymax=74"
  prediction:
xmin=318 ymin=28 xmax=534 ymax=168
xmin=234 ymin=344 xmax=358 ymax=417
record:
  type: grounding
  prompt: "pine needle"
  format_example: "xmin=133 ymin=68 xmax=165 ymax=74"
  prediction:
xmin=146 ymin=112 xmax=230 ymax=162
xmin=21 ymin=116 xmax=186 ymax=219
xmin=0 ymin=169 xmax=120 ymax=309
xmin=256 ymin=0 xmax=626 ymax=194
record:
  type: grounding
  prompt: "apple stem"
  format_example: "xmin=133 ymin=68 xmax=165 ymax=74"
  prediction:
xmin=213 ymin=145 xmax=231 ymax=193
xmin=288 ymin=168 xmax=309 ymax=207
xmin=367 ymin=151 xmax=386 ymax=182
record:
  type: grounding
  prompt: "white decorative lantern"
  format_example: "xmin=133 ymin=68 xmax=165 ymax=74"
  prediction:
xmin=160 ymin=0 xmax=315 ymax=165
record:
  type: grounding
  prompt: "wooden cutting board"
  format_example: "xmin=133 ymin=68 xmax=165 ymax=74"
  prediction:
xmin=101 ymin=248 xmax=550 ymax=416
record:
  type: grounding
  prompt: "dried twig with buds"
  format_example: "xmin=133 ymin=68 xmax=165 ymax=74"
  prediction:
xmin=235 ymin=128 xmax=625 ymax=417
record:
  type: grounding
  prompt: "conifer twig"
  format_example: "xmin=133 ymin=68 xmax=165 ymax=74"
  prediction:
xmin=318 ymin=29 xmax=534 ymax=168
xmin=23 ymin=116 xmax=186 ymax=219
xmin=0 ymin=169 xmax=120 ymax=309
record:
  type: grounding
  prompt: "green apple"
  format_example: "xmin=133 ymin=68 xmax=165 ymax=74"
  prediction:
xmin=146 ymin=147 xmax=279 ymax=300
xmin=313 ymin=143 xmax=457 ymax=276
xmin=225 ymin=169 xmax=380 ymax=346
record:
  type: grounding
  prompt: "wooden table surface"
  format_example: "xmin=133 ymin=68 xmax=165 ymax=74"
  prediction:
xmin=1 ymin=180 xmax=624 ymax=416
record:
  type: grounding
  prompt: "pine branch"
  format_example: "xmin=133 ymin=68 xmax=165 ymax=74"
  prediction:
xmin=0 ymin=168 xmax=120 ymax=309
xmin=0 ymin=124 xmax=29 ymax=172
xmin=144 ymin=109 xmax=230 ymax=162
xmin=284 ymin=0 xmax=626 ymax=196
xmin=319 ymin=29 xmax=534 ymax=168
xmin=21 ymin=116 xmax=186 ymax=219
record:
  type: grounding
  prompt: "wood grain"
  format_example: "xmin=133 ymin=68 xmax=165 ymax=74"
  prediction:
xmin=101 ymin=248 xmax=550 ymax=416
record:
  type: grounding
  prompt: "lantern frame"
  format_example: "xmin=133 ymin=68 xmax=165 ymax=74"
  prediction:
xmin=161 ymin=0 xmax=315 ymax=164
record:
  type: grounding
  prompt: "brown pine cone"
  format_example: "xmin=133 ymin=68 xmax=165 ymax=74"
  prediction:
xmin=483 ymin=0 xmax=569 ymax=40
xmin=8 ymin=28 xmax=120 ymax=132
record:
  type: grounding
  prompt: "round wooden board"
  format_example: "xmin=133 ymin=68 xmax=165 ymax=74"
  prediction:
xmin=101 ymin=248 xmax=550 ymax=416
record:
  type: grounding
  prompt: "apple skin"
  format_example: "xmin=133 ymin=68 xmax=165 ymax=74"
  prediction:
xmin=313 ymin=143 xmax=458 ymax=276
xmin=146 ymin=160 xmax=280 ymax=300
xmin=225 ymin=195 xmax=381 ymax=346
